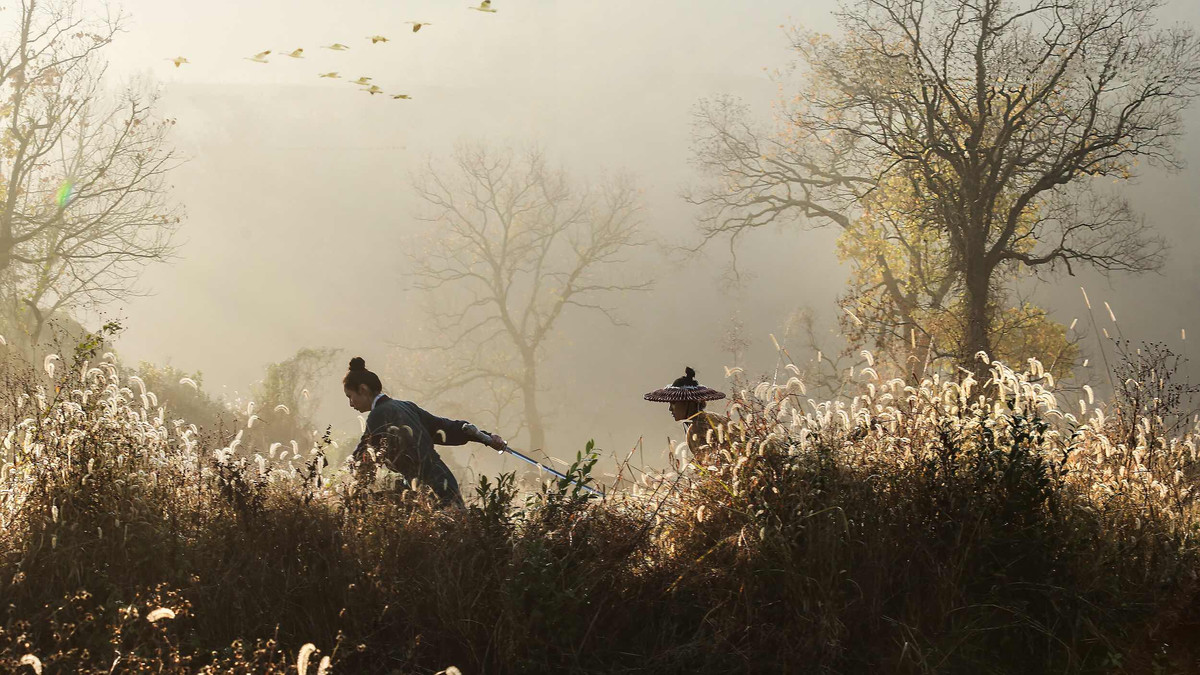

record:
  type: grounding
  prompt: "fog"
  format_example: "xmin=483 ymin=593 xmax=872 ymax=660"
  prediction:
xmin=83 ymin=0 xmax=1200 ymax=478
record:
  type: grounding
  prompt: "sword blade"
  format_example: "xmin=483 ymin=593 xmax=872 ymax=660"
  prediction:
xmin=502 ymin=445 xmax=603 ymax=496
xmin=462 ymin=424 xmax=602 ymax=496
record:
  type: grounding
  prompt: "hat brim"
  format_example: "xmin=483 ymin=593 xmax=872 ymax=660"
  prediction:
xmin=644 ymin=386 xmax=726 ymax=403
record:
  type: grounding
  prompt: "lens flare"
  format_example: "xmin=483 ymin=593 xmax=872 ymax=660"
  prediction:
xmin=55 ymin=180 xmax=75 ymax=208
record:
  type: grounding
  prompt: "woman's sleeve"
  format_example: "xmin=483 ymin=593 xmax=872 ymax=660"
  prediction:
xmin=415 ymin=405 xmax=474 ymax=446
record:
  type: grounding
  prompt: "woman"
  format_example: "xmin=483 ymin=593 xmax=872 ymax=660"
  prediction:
xmin=644 ymin=367 xmax=729 ymax=464
xmin=344 ymin=357 xmax=505 ymax=507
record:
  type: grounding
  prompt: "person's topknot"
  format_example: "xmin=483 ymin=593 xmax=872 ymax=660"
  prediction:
xmin=672 ymin=367 xmax=699 ymax=388
xmin=343 ymin=356 xmax=382 ymax=394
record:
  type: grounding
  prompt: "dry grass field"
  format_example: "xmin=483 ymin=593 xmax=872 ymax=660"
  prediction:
xmin=1 ymin=337 xmax=1198 ymax=673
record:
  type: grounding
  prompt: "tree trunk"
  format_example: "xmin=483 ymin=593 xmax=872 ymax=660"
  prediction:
xmin=521 ymin=354 xmax=545 ymax=452
xmin=962 ymin=264 xmax=993 ymax=382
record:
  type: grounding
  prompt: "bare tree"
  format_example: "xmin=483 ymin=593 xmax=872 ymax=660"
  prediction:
xmin=246 ymin=347 xmax=340 ymax=452
xmin=406 ymin=142 xmax=650 ymax=451
xmin=689 ymin=0 xmax=1200 ymax=379
xmin=777 ymin=306 xmax=859 ymax=399
xmin=0 ymin=0 xmax=181 ymax=342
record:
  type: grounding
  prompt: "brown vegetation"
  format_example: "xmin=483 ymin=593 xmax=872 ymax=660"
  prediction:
xmin=0 ymin=331 xmax=1198 ymax=673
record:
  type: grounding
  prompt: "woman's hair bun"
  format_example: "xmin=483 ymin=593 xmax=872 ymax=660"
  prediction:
xmin=343 ymin=356 xmax=382 ymax=393
xmin=685 ymin=366 xmax=696 ymax=380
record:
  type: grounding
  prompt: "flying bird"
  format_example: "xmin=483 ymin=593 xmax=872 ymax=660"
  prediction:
xmin=319 ymin=72 xmax=340 ymax=78
xmin=322 ymin=43 xmax=350 ymax=51
xmin=244 ymin=50 xmax=271 ymax=63
xmin=284 ymin=48 xmax=304 ymax=58
xmin=166 ymin=56 xmax=189 ymax=67
xmin=369 ymin=35 xmax=390 ymax=44
xmin=468 ymin=0 xmax=496 ymax=12
xmin=349 ymin=76 xmax=373 ymax=85
xmin=392 ymin=93 xmax=412 ymax=99
xmin=406 ymin=22 xmax=432 ymax=32
xmin=363 ymin=84 xmax=384 ymax=95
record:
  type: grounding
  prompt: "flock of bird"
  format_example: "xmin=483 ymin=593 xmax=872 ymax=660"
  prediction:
xmin=164 ymin=0 xmax=499 ymax=101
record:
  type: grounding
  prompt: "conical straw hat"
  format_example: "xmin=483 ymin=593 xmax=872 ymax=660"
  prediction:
xmin=643 ymin=367 xmax=726 ymax=402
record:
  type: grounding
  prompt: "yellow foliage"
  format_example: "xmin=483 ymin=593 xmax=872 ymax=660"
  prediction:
xmin=837 ymin=167 xmax=1075 ymax=378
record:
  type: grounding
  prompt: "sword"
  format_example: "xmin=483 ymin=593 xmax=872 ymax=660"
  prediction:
xmin=462 ymin=424 xmax=603 ymax=497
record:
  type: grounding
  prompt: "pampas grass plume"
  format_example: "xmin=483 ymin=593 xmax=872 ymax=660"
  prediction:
xmin=19 ymin=654 xmax=42 ymax=674
xmin=146 ymin=607 xmax=175 ymax=623
xmin=297 ymin=643 xmax=317 ymax=675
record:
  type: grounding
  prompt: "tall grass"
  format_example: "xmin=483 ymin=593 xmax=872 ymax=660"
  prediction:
xmin=0 ymin=338 xmax=1198 ymax=673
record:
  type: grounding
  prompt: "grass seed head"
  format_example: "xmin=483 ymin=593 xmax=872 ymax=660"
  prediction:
xmin=19 ymin=654 xmax=42 ymax=674
xmin=297 ymin=643 xmax=317 ymax=675
xmin=146 ymin=607 xmax=176 ymax=623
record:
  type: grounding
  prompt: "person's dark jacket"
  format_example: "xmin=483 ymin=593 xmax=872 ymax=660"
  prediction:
xmin=352 ymin=395 xmax=477 ymax=506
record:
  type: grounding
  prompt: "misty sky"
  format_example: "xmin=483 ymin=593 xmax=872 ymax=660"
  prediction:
xmin=88 ymin=0 xmax=1200 ymax=472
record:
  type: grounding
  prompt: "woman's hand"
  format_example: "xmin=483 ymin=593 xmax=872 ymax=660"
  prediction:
xmin=488 ymin=434 xmax=506 ymax=451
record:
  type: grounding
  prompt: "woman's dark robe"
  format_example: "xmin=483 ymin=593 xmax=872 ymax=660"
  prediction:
xmin=352 ymin=395 xmax=473 ymax=507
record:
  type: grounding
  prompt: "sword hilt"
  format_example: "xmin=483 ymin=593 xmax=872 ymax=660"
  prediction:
xmin=462 ymin=423 xmax=501 ymax=450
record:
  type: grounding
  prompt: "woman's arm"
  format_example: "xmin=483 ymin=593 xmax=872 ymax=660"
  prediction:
xmin=415 ymin=405 xmax=473 ymax=445
xmin=415 ymin=405 xmax=505 ymax=449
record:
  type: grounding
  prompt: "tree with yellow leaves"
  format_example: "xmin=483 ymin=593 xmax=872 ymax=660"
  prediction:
xmin=835 ymin=167 xmax=1078 ymax=379
xmin=688 ymin=0 xmax=1199 ymax=380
